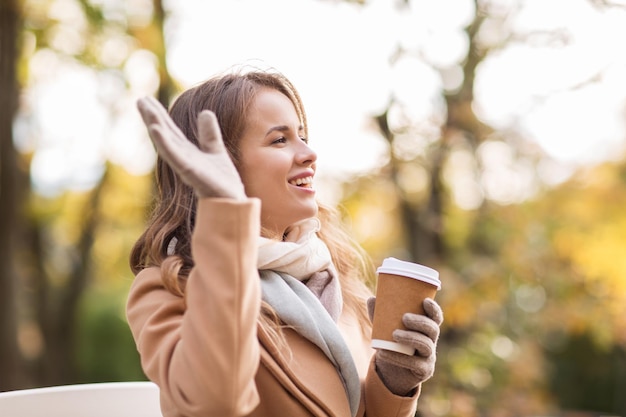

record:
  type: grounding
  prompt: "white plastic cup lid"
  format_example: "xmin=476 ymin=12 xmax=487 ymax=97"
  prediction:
xmin=376 ymin=257 xmax=441 ymax=289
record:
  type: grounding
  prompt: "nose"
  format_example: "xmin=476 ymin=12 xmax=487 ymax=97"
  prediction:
xmin=296 ymin=141 xmax=317 ymax=166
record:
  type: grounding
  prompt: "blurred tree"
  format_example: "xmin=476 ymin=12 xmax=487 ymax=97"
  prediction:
xmin=0 ymin=0 xmax=29 ymax=391
xmin=1 ymin=0 xmax=177 ymax=389
xmin=27 ymin=172 xmax=109 ymax=384
xmin=341 ymin=0 xmax=623 ymax=416
xmin=535 ymin=161 xmax=626 ymax=415
xmin=547 ymin=334 xmax=626 ymax=414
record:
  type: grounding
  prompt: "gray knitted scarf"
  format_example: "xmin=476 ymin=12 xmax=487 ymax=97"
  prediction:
xmin=257 ymin=218 xmax=360 ymax=416
xmin=259 ymin=270 xmax=361 ymax=417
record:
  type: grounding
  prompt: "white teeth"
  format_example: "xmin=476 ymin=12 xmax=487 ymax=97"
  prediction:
xmin=289 ymin=176 xmax=313 ymax=186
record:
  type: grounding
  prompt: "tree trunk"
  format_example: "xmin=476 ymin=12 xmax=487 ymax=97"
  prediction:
xmin=0 ymin=0 xmax=27 ymax=391
xmin=374 ymin=111 xmax=444 ymax=263
xmin=373 ymin=0 xmax=492 ymax=266
xmin=152 ymin=0 xmax=175 ymax=107
xmin=29 ymin=167 xmax=109 ymax=385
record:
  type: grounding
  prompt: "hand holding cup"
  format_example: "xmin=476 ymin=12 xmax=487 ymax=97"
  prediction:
xmin=368 ymin=296 xmax=443 ymax=396
xmin=370 ymin=257 xmax=441 ymax=355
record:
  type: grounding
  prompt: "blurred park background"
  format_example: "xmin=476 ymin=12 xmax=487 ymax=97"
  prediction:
xmin=2 ymin=0 xmax=626 ymax=416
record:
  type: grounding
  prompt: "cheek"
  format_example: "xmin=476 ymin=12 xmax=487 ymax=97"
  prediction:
xmin=237 ymin=157 xmax=263 ymax=194
xmin=239 ymin=152 xmax=290 ymax=197
xmin=240 ymin=169 xmax=275 ymax=200
xmin=240 ymin=173 xmax=260 ymax=197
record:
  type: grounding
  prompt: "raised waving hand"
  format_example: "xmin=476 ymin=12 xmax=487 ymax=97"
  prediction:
xmin=137 ymin=96 xmax=246 ymax=200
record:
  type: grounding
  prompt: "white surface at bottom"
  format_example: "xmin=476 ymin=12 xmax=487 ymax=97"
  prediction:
xmin=0 ymin=381 xmax=162 ymax=417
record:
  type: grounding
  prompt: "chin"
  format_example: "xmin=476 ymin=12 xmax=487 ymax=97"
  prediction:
xmin=289 ymin=206 xmax=319 ymax=225
xmin=304 ymin=203 xmax=319 ymax=218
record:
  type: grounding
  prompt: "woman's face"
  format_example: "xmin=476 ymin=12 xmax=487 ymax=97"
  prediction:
xmin=237 ymin=88 xmax=318 ymax=236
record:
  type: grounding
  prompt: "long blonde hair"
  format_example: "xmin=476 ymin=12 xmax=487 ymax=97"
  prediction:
xmin=130 ymin=67 xmax=374 ymax=341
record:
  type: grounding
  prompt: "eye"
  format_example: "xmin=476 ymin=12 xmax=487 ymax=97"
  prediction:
xmin=300 ymin=136 xmax=309 ymax=144
xmin=272 ymin=137 xmax=287 ymax=144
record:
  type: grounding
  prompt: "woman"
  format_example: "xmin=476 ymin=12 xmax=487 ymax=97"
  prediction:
xmin=126 ymin=67 xmax=443 ymax=417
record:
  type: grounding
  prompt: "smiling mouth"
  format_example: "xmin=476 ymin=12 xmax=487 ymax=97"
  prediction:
xmin=288 ymin=176 xmax=314 ymax=188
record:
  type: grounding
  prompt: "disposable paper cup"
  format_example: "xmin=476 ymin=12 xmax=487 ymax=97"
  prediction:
xmin=371 ymin=257 xmax=441 ymax=355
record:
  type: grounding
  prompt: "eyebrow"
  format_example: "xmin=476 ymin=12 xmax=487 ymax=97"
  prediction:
xmin=265 ymin=125 xmax=305 ymax=136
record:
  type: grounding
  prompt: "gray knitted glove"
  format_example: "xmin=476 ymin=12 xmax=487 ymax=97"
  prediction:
xmin=367 ymin=296 xmax=443 ymax=396
xmin=137 ymin=96 xmax=246 ymax=200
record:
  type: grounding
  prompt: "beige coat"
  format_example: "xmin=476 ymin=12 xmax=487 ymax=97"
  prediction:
xmin=126 ymin=198 xmax=419 ymax=417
